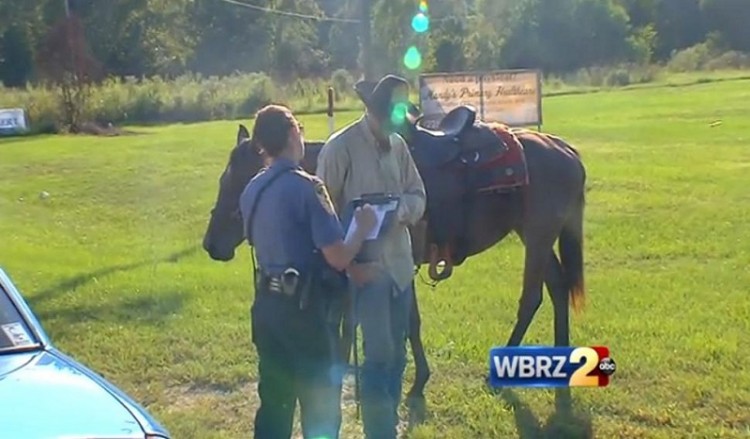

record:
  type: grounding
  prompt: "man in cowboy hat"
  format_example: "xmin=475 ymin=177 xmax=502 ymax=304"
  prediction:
xmin=317 ymin=74 xmax=426 ymax=439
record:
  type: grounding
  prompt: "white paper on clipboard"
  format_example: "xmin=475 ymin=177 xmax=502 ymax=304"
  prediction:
xmin=344 ymin=200 xmax=399 ymax=242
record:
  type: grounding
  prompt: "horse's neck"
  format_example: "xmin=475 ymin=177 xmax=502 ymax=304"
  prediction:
xmin=302 ymin=144 xmax=323 ymax=174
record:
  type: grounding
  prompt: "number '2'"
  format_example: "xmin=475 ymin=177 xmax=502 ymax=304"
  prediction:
xmin=569 ymin=347 xmax=599 ymax=387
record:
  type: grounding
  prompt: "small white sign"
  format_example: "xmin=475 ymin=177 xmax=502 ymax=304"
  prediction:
xmin=1 ymin=322 xmax=34 ymax=347
xmin=0 ymin=108 xmax=28 ymax=134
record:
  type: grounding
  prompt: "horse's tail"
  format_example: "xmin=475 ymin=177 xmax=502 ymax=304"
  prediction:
xmin=559 ymin=190 xmax=586 ymax=313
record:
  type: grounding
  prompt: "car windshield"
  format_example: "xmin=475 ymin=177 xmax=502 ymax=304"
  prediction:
xmin=0 ymin=285 xmax=40 ymax=353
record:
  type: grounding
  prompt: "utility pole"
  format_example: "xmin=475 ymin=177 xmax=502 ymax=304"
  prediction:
xmin=63 ymin=0 xmax=73 ymax=77
xmin=360 ymin=0 xmax=373 ymax=80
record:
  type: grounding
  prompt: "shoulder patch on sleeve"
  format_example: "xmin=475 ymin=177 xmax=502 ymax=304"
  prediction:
xmin=313 ymin=178 xmax=336 ymax=215
xmin=291 ymin=169 xmax=315 ymax=181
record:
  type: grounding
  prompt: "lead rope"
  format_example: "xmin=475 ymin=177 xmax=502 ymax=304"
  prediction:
xmin=250 ymin=245 xmax=258 ymax=292
xmin=350 ymin=280 xmax=361 ymax=420
xmin=415 ymin=265 xmax=440 ymax=289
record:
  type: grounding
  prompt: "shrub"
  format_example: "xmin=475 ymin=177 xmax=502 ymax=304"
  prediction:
xmin=331 ymin=69 xmax=355 ymax=100
xmin=0 ymin=71 xmax=366 ymax=131
xmin=668 ymin=43 xmax=715 ymax=72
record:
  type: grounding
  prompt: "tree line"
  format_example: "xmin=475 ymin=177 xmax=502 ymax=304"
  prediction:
xmin=0 ymin=0 xmax=748 ymax=88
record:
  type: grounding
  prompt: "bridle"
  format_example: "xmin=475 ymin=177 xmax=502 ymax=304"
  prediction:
xmin=209 ymin=206 xmax=242 ymax=222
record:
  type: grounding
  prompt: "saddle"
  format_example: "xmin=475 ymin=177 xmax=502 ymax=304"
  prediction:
xmin=409 ymin=105 xmax=529 ymax=193
xmin=410 ymin=105 xmax=508 ymax=168
xmin=417 ymin=105 xmax=476 ymax=139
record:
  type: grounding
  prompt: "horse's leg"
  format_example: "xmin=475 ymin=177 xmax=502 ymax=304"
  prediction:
xmin=545 ymin=253 xmax=570 ymax=347
xmin=547 ymin=194 xmax=586 ymax=348
xmin=406 ymin=280 xmax=429 ymax=425
xmin=544 ymin=253 xmax=576 ymax=413
xmin=506 ymin=225 xmax=557 ymax=347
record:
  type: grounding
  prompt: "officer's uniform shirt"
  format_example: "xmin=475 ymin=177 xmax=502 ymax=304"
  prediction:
xmin=239 ymin=157 xmax=343 ymax=277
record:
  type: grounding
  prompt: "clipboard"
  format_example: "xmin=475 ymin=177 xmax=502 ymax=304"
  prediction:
xmin=340 ymin=193 xmax=401 ymax=263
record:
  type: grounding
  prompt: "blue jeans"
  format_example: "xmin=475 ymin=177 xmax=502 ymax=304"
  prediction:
xmin=354 ymin=274 xmax=413 ymax=439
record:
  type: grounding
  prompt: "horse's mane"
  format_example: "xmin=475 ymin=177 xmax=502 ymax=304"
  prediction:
xmin=229 ymin=138 xmax=256 ymax=165
xmin=483 ymin=120 xmax=534 ymax=136
xmin=482 ymin=121 xmax=582 ymax=159
xmin=483 ymin=121 xmax=512 ymax=131
xmin=481 ymin=121 xmax=527 ymax=153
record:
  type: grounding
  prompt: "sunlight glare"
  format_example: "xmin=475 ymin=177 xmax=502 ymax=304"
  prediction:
xmin=403 ymin=46 xmax=422 ymax=70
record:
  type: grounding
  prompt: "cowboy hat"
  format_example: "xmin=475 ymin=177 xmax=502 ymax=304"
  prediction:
xmin=354 ymin=74 xmax=411 ymax=118
xmin=354 ymin=74 xmax=421 ymax=124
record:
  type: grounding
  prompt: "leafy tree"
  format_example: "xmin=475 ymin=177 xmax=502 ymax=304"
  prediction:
xmin=188 ymin=0 xmax=274 ymax=76
xmin=36 ymin=15 xmax=102 ymax=131
xmin=617 ymin=0 xmax=657 ymax=28
xmin=371 ymin=0 xmax=418 ymax=76
xmin=326 ymin=0 xmax=360 ymax=72
xmin=700 ymin=0 xmax=750 ymax=52
xmin=464 ymin=0 xmax=512 ymax=71
xmin=0 ymin=0 xmax=747 ymax=87
xmin=0 ymin=0 xmax=55 ymax=85
xmin=268 ymin=0 xmax=328 ymax=79
xmin=424 ymin=0 xmax=469 ymax=72
xmin=0 ymin=27 xmax=34 ymax=87
xmin=69 ymin=0 xmax=195 ymax=77
xmin=652 ymin=0 xmax=706 ymax=59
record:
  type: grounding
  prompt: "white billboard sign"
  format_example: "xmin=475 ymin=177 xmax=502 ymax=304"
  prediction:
xmin=418 ymin=69 xmax=542 ymax=129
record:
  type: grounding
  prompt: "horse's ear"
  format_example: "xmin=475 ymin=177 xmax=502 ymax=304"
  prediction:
xmin=237 ymin=124 xmax=250 ymax=145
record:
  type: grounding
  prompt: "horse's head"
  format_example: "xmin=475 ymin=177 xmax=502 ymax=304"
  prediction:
xmin=402 ymin=105 xmax=505 ymax=280
xmin=202 ymin=124 xmax=266 ymax=261
xmin=203 ymin=123 xmax=327 ymax=261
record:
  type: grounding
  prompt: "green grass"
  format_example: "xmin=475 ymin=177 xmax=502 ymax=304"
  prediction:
xmin=2 ymin=76 xmax=750 ymax=438
xmin=544 ymin=68 xmax=750 ymax=97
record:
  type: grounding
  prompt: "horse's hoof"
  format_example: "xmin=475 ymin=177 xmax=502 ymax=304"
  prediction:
xmin=484 ymin=374 xmax=502 ymax=393
xmin=406 ymin=394 xmax=427 ymax=427
xmin=484 ymin=373 xmax=492 ymax=386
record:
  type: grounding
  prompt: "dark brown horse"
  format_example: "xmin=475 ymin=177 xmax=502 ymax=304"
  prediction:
xmin=202 ymin=106 xmax=587 ymax=424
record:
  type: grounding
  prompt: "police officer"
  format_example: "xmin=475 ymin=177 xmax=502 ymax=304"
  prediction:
xmin=239 ymin=104 xmax=377 ymax=439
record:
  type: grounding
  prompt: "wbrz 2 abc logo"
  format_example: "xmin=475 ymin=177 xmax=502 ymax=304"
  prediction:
xmin=488 ymin=346 xmax=616 ymax=388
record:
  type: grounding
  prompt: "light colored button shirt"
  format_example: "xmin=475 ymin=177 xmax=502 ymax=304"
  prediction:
xmin=317 ymin=115 xmax=426 ymax=291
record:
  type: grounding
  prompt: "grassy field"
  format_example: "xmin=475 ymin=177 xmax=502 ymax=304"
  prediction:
xmin=2 ymin=76 xmax=750 ymax=438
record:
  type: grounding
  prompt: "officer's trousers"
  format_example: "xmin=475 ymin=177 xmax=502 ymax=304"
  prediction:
xmin=354 ymin=274 xmax=414 ymax=439
xmin=251 ymin=291 xmax=343 ymax=439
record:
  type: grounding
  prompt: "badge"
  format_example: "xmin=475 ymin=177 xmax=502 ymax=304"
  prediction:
xmin=314 ymin=181 xmax=335 ymax=215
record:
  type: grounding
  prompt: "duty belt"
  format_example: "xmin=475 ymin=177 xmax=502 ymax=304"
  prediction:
xmin=259 ymin=267 xmax=301 ymax=297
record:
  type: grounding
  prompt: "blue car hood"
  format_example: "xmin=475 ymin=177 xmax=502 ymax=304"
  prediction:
xmin=0 ymin=350 xmax=144 ymax=439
